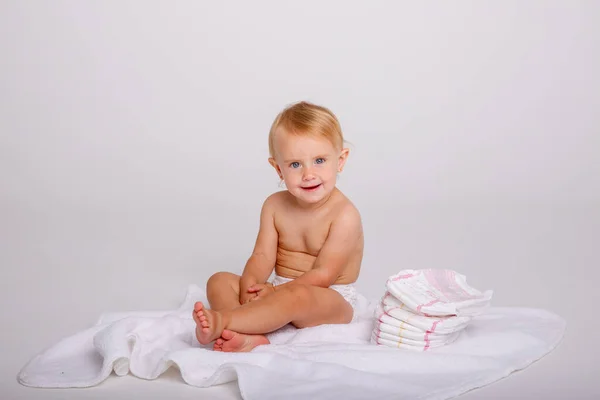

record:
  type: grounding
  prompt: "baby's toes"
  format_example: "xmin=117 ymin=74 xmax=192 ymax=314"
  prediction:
xmin=192 ymin=310 xmax=202 ymax=324
xmin=194 ymin=301 xmax=204 ymax=312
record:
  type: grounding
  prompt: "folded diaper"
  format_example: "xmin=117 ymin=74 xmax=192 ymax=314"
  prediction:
xmin=370 ymin=332 xmax=460 ymax=351
xmin=373 ymin=303 xmax=463 ymax=351
xmin=371 ymin=329 xmax=461 ymax=349
xmin=372 ymin=269 xmax=493 ymax=351
xmin=386 ymin=269 xmax=493 ymax=317
xmin=381 ymin=293 xmax=473 ymax=334
xmin=375 ymin=318 xmax=453 ymax=342
xmin=377 ymin=312 xmax=426 ymax=333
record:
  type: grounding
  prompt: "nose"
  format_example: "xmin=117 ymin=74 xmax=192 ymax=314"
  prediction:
xmin=302 ymin=166 xmax=315 ymax=181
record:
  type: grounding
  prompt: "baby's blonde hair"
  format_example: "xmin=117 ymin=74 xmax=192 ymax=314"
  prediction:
xmin=268 ymin=101 xmax=344 ymax=158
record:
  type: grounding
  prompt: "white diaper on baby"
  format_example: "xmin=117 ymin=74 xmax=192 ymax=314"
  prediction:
xmin=270 ymin=274 xmax=358 ymax=315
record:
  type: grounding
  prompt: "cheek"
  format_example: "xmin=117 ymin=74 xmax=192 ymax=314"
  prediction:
xmin=282 ymin=169 xmax=299 ymax=180
xmin=321 ymin=166 xmax=337 ymax=180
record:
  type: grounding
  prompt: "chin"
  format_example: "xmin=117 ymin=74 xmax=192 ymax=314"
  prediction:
xmin=293 ymin=187 xmax=332 ymax=204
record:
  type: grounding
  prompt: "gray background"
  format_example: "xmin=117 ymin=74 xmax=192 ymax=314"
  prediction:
xmin=1 ymin=1 xmax=598 ymax=399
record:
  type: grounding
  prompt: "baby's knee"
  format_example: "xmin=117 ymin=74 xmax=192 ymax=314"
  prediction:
xmin=207 ymin=271 xmax=238 ymax=289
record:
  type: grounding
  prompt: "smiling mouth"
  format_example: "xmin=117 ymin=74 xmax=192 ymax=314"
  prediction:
xmin=301 ymin=184 xmax=322 ymax=191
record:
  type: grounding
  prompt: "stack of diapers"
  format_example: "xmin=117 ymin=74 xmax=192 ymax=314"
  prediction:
xmin=371 ymin=269 xmax=493 ymax=351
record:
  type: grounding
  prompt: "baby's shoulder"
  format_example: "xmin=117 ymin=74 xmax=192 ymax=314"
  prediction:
xmin=261 ymin=190 xmax=290 ymax=212
xmin=264 ymin=190 xmax=288 ymax=204
xmin=331 ymin=192 xmax=362 ymax=226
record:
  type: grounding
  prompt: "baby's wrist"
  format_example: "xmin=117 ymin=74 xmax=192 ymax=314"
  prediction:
xmin=240 ymin=275 xmax=257 ymax=288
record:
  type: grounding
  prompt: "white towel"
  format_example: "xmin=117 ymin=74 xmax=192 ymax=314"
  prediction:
xmin=387 ymin=269 xmax=493 ymax=317
xmin=18 ymin=284 xmax=566 ymax=400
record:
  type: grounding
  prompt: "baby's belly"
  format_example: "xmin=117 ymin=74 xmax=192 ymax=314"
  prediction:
xmin=274 ymin=246 xmax=357 ymax=284
xmin=275 ymin=247 xmax=316 ymax=278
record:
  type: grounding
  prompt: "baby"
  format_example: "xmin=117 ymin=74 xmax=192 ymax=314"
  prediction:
xmin=193 ymin=101 xmax=364 ymax=352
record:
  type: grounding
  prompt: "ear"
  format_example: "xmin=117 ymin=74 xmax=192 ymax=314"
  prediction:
xmin=268 ymin=157 xmax=283 ymax=179
xmin=337 ymin=148 xmax=350 ymax=172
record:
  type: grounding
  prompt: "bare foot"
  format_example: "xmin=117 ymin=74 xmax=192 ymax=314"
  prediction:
xmin=192 ymin=301 xmax=226 ymax=345
xmin=213 ymin=329 xmax=270 ymax=352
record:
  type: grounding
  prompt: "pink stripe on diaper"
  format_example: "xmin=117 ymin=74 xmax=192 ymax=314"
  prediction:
xmin=423 ymin=320 xmax=441 ymax=351
xmin=417 ymin=299 xmax=441 ymax=313
xmin=375 ymin=330 xmax=381 ymax=345
xmin=390 ymin=273 xmax=415 ymax=281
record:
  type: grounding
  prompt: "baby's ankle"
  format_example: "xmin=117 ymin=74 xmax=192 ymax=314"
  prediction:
xmin=219 ymin=310 xmax=232 ymax=331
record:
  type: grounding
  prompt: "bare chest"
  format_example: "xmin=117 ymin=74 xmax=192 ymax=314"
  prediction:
xmin=275 ymin=213 xmax=332 ymax=256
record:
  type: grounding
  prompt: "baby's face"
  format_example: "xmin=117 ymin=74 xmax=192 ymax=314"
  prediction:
xmin=270 ymin=129 xmax=348 ymax=205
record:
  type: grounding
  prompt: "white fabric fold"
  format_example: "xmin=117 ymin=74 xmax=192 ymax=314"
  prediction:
xmin=18 ymin=283 xmax=566 ymax=400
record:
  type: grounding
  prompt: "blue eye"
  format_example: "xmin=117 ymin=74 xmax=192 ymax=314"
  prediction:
xmin=315 ymin=158 xmax=325 ymax=164
xmin=290 ymin=162 xmax=300 ymax=168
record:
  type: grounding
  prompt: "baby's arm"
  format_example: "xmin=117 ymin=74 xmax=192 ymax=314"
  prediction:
xmin=239 ymin=196 xmax=278 ymax=304
xmin=274 ymin=204 xmax=362 ymax=291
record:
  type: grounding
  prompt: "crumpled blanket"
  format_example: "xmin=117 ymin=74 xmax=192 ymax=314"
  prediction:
xmin=17 ymin=284 xmax=566 ymax=400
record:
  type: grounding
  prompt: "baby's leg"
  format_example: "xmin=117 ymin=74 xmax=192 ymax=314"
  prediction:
xmin=205 ymin=271 xmax=242 ymax=311
xmin=194 ymin=284 xmax=353 ymax=344
xmin=195 ymin=271 xmax=269 ymax=351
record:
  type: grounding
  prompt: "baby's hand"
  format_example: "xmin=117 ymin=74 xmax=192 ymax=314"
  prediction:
xmin=239 ymin=290 xmax=257 ymax=305
xmin=247 ymin=283 xmax=275 ymax=301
